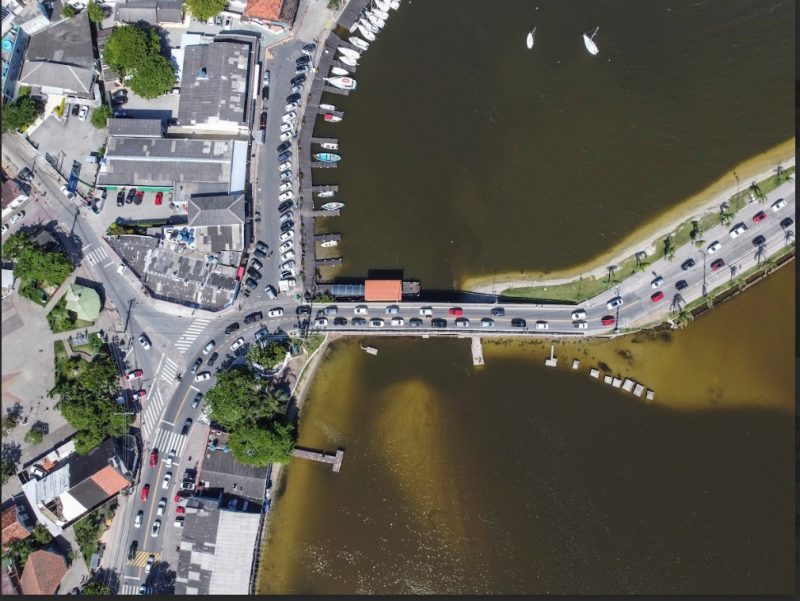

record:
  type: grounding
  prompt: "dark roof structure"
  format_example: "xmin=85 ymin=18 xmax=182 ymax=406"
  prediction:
xmin=116 ymin=0 xmax=183 ymax=24
xmin=199 ymin=443 xmax=269 ymax=508
xmin=187 ymin=193 xmax=245 ymax=228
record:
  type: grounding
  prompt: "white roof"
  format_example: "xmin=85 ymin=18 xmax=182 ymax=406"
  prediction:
xmin=208 ymin=510 xmax=260 ymax=594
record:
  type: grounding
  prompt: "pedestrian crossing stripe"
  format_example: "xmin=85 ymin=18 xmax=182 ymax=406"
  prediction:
xmin=129 ymin=551 xmax=160 ymax=567
xmin=159 ymin=357 xmax=179 ymax=382
xmin=85 ymin=246 xmax=109 ymax=265
xmin=120 ymin=584 xmax=140 ymax=595
xmin=174 ymin=319 xmax=212 ymax=353
xmin=152 ymin=429 xmax=188 ymax=458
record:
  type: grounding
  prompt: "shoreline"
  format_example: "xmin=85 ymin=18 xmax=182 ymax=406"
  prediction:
xmin=462 ymin=138 xmax=795 ymax=293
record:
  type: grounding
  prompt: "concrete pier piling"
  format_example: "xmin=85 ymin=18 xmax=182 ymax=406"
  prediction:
xmin=471 ymin=337 xmax=484 ymax=366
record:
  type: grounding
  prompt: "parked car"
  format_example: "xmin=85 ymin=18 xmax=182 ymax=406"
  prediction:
xmin=752 ymin=234 xmax=766 ymax=247
xmin=10 ymin=211 xmax=24 ymax=225
xmin=278 ymin=161 xmax=292 ymax=172
xmin=291 ymin=83 xmax=303 ymax=94
xmin=268 ymin=308 xmax=283 ymax=317
xmin=279 ymin=230 xmax=294 ymax=242
xmin=126 ymin=188 xmax=137 ymax=204
xmin=78 ymin=105 xmax=88 ymax=121
xmin=291 ymin=74 xmax=306 ymax=85
xmin=681 ymin=258 xmax=696 ymax=271
xmin=279 ymin=211 xmax=294 ymax=224
xmin=279 ymin=240 xmax=293 ymax=253
xmin=245 ymin=277 xmax=258 ymax=290
xmin=710 ymin=258 xmax=725 ymax=271
xmin=431 ymin=318 xmax=447 ymax=328
xmin=155 ymin=191 xmax=163 ymax=205
xmin=278 ymin=150 xmax=292 ymax=162
xmin=284 ymin=102 xmax=299 ymax=112
xmin=141 ymin=484 xmax=150 ymax=501
xmin=138 ymin=333 xmax=151 ymax=349
xmin=261 ymin=86 xmax=269 ymax=101
xmin=294 ymin=65 xmax=310 ymax=75
xmin=302 ymin=43 xmax=317 ymax=55
xmin=254 ymin=241 xmax=268 ymax=258
xmin=116 ymin=190 xmax=125 ymax=207
xmin=280 ymin=259 xmax=296 ymax=271
xmin=126 ymin=369 xmax=143 ymax=380
xmin=280 ymin=122 xmax=293 ymax=133
xmin=650 ymin=291 xmax=665 ymax=303
xmin=296 ymin=55 xmax=310 ymax=65
xmin=61 ymin=186 xmax=76 ymax=201
xmin=264 ymin=285 xmax=277 ymax=300
xmin=17 ymin=167 xmax=33 ymax=181
xmin=278 ymin=200 xmax=294 ymax=214
xmin=259 ymin=111 xmax=267 ymax=129
xmin=280 ymin=170 xmax=292 ymax=181
xmin=771 ymin=198 xmax=786 ymax=212
xmin=181 ymin=418 xmax=193 ymax=435
xmin=286 ymin=93 xmax=301 ymax=103
xmin=280 ymin=250 xmax=295 ymax=261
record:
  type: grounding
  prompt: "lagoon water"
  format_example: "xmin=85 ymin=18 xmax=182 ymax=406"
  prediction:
xmin=312 ymin=0 xmax=794 ymax=290
xmin=257 ymin=265 xmax=794 ymax=594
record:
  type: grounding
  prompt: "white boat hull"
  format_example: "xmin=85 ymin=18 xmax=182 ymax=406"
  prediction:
xmin=366 ymin=12 xmax=385 ymax=29
xmin=319 ymin=103 xmax=336 ymax=111
xmin=374 ymin=0 xmax=390 ymax=11
xmin=338 ymin=47 xmax=361 ymax=60
xmin=389 ymin=0 xmax=400 ymax=9
xmin=372 ymin=8 xmax=389 ymax=20
xmin=349 ymin=36 xmax=369 ymax=51
xmin=324 ymin=76 xmax=357 ymax=90
xmin=324 ymin=114 xmax=342 ymax=123
xmin=357 ymin=23 xmax=376 ymax=42
xmin=331 ymin=67 xmax=349 ymax=76
xmin=583 ymin=30 xmax=599 ymax=55
xmin=317 ymin=191 xmax=335 ymax=198
xmin=320 ymin=240 xmax=339 ymax=248
xmin=338 ymin=55 xmax=358 ymax=67
xmin=321 ymin=142 xmax=339 ymax=150
xmin=526 ymin=31 xmax=534 ymax=49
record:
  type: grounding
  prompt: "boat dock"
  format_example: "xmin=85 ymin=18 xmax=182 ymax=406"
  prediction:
xmin=315 ymin=233 xmax=341 ymax=243
xmin=471 ymin=337 xmax=484 ymax=366
xmin=360 ymin=344 xmax=378 ymax=355
xmin=544 ymin=345 xmax=557 ymax=367
xmin=291 ymin=447 xmax=345 ymax=473
xmin=316 ymin=257 xmax=343 ymax=267
xmin=324 ymin=85 xmax=351 ymax=96
xmin=311 ymin=184 xmax=339 ymax=194
xmin=312 ymin=209 xmax=340 ymax=217
xmin=311 ymin=137 xmax=339 ymax=146
xmin=311 ymin=160 xmax=338 ymax=169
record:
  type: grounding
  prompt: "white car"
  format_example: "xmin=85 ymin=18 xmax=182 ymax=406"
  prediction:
xmin=165 ymin=450 xmax=175 ymax=468
xmin=279 ymin=130 xmax=292 ymax=142
xmin=162 ymin=473 xmax=172 ymax=489
xmin=1 ymin=224 xmax=8 ymax=234
xmin=606 ymin=296 xmax=624 ymax=310
xmin=315 ymin=317 xmax=328 ymax=327
xmin=268 ymin=308 xmax=283 ymax=318
xmin=10 ymin=211 xmax=24 ymax=225
xmin=278 ymin=161 xmax=292 ymax=172
xmin=278 ymin=191 xmax=294 ymax=201
xmin=174 ymin=517 xmax=185 ymax=528
xmin=134 ymin=510 xmax=143 ymax=528
xmin=771 ymin=198 xmax=786 ymax=212
xmin=707 ymin=240 xmax=722 ymax=254
xmin=419 ymin=306 xmax=433 ymax=316
xmin=369 ymin=318 xmax=384 ymax=328
xmin=230 ymin=337 xmax=245 ymax=351
xmin=202 ymin=340 xmax=215 ymax=355
xmin=390 ymin=317 xmax=404 ymax=326
xmin=157 ymin=498 xmax=166 ymax=516
xmin=284 ymin=102 xmax=299 ymax=112
xmin=60 ymin=186 xmax=76 ymax=200
xmin=151 ymin=520 xmax=161 ymax=538
xmin=729 ymin=223 xmax=747 ymax=239
xmin=144 ymin=554 xmax=155 ymax=574
xmin=570 ymin=309 xmax=586 ymax=321
xmin=281 ymin=111 xmax=297 ymax=123
xmin=573 ymin=320 xmax=588 ymax=330
xmin=279 ymin=230 xmax=294 ymax=242
xmin=280 ymin=277 xmax=296 ymax=288
xmin=650 ymin=276 xmax=664 ymax=289
xmin=138 ymin=334 xmax=151 ymax=350
xmin=481 ymin=318 xmax=495 ymax=328
xmin=279 ymin=182 xmax=292 ymax=193
xmin=195 ymin=371 xmax=211 ymax=382
xmin=78 ymin=105 xmax=88 ymax=121
xmin=280 ymin=250 xmax=295 ymax=261
xmin=455 ymin=318 xmax=469 ymax=328
xmin=279 ymin=122 xmax=293 ymax=133
xmin=354 ymin=305 xmax=368 ymax=315
xmin=279 ymin=241 xmax=293 ymax=253
xmin=534 ymin=320 xmax=549 ymax=330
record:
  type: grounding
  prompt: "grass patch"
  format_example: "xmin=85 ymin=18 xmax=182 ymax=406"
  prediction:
xmin=18 ymin=279 xmax=49 ymax=305
xmin=47 ymin=297 xmax=94 ymax=333
xmin=71 ymin=333 xmax=104 ymax=357
xmin=300 ymin=334 xmax=325 ymax=356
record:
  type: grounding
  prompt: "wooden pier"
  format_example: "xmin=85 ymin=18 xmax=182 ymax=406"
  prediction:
xmin=311 ymin=184 xmax=339 ymax=194
xmin=311 ymin=137 xmax=339 ymax=146
xmin=311 ymin=161 xmax=337 ymax=169
xmin=312 ymin=209 xmax=340 ymax=217
xmin=291 ymin=447 xmax=345 ymax=473
xmin=315 ymin=233 xmax=341 ymax=242
xmin=316 ymin=257 xmax=343 ymax=267
xmin=470 ymin=337 xmax=484 ymax=366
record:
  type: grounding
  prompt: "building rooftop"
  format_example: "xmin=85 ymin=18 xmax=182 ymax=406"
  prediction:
xmin=199 ymin=441 xmax=268 ymax=507
xmin=19 ymin=549 xmax=67 ymax=595
xmin=243 ymin=0 xmax=298 ymax=24
xmin=116 ymin=0 xmax=183 ymax=24
xmin=107 ymin=118 xmax=163 ymax=138
xmin=364 ymin=279 xmax=402 ymax=302
xmin=178 ymin=41 xmax=251 ymax=128
xmin=1 ymin=502 xmax=32 ymax=551
xmin=188 ymin=193 xmax=245 ymax=228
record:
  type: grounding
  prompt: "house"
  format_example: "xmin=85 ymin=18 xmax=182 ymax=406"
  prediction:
xmin=1 ymin=497 xmax=34 ymax=551
xmin=18 ymin=549 xmax=67 ymax=595
xmin=364 ymin=279 xmax=402 ymax=302
xmin=243 ymin=0 xmax=298 ymax=29
xmin=19 ymin=436 xmax=138 ymax=536
xmin=1 ymin=178 xmax=28 ymax=218
xmin=18 ymin=11 xmax=98 ymax=101
xmin=116 ymin=0 xmax=183 ymax=25
xmin=186 ymin=193 xmax=246 ymax=252
xmin=198 ymin=434 xmax=269 ymax=509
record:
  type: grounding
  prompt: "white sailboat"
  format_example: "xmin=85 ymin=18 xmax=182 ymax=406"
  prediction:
xmin=583 ymin=26 xmax=599 ymax=55
xmin=330 ymin=66 xmax=350 ymax=76
xmin=325 ymin=76 xmax=357 ymax=90
xmin=338 ymin=47 xmax=361 ymax=60
xmin=372 ymin=7 xmax=389 ymax=20
xmin=316 ymin=190 xmax=335 ymax=198
xmin=365 ymin=11 xmax=385 ymax=29
xmin=389 ymin=0 xmax=400 ymax=9
xmin=357 ymin=22 xmax=376 ymax=42
xmin=526 ymin=27 xmax=536 ymax=49
xmin=374 ymin=0 xmax=391 ymax=12
xmin=319 ymin=103 xmax=337 ymax=111
xmin=338 ymin=54 xmax=359 ymax=67
xmin=320 ymin=240 xmax=339 ymax=248
xmin=349 ymin=36 xmax=370 ymax=51
xmin=321 ymin=142 xmax=339 ymax=150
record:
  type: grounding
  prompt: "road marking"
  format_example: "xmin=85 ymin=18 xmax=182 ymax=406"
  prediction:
xmin=82 ymin=243 xmax=92 ymax=250
xmin=189 ymin=385 xmax=199 ymax=392
xmin=174 ymin=318 xmax=212 ymax=353
xmin=161 ymin=420 xmax=174 ymax=426
xmin=102 ymin=260 xmax=113 ymax=268
xmin=85 ymin=245 xmax=109 ymax=266
xmin=159 ymin=357 xmax=179 ymax=383
xmin=153 ymin=428 xmax=188 ymax=457
xmin=128 ymin=551 xmax=160 ymax=567
xmin=142 ymin=387 xmax=165 ymax=441
xmin=123 ymin=576 xmax=139 ymax=580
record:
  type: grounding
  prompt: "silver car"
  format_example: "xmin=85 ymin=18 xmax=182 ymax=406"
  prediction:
xmin=278 ymin=161 xmax=292 ymax=172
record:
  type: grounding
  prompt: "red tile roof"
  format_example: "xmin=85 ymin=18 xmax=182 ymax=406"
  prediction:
xmin=1 ymin=506 xmax=31 ymax=551
xmin=19 ymin=550 xmax=67 ymax=595
xmin=90 ymin=465 xmax=130 ymax=497
xmin=364 ymin=280 xmax=402 ymax=302
xmin=244 ymin=0 xmax=296 ymax=23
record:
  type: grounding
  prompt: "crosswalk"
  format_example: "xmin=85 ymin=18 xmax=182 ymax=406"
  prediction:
xmin=128 ymin=551 xmax=160 ymax=568
xmin=152 ymin=427 xmax=188 ymax=459
xmin=174 ymin=318 xmax=212 ymax=353
xmin=120 ymin=584 xmax=142 ymax=595
xmin=141 ymin=387 xmax=166 ymax=441
xmin=85 ymin=244 xmax=109 ymax=266
xmin=159 ymin=356 xmax=180 ymax=383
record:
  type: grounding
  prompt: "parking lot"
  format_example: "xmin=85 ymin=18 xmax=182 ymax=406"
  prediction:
xmin=92 ymin=189 xmax=182 ymax=230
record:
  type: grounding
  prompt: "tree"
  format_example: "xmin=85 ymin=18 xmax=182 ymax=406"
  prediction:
xmin=24 ymin=427 xmax=44 ymax=444
xmin=30 ymin=524 xmax=53 ymax=546
xmin=3 ymin=231 xmax=73 ymax=286
xmin=662 ymin=235 xmax=676 ymax=261
xmin=719 ymin=208 xmax=733 ymax=226
xmin=185 ymin=0 xmax=225 ymax=21
xmin=248 ymin=340 xmax=289 ymax=370
xmin=128 ymin=54 xmax=176 ymax=99
xmin=90 ymin=104 xmax=112 ymax=129
xmin=3 ymin=538 xmax=31 ymax=569
xmin=61 ymin=4 xmax=77 ymax=17
xmin=87 ymin=0 xmax=105 ymax=23
xmin=204 ymin=368 xmax=279 ymax=430
xmin=1 ymin=95 xmax=44 ymax=133
xmin=81 ymin=581 xmax=112 ymax=595
xmin=749 ymin=181 xmax=766 ymax=203
xmin=228 ymin=422 xmax=295 ymax=466
xmin=103 ymin=24 xmax=161 ymax=75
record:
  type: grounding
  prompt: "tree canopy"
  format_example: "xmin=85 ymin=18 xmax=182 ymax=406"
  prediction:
xmin=90 ymin=104 xmax=111 ymax=129
xmin=228 ymin=422 xmax=295 ymax=466
xmin=102 ymin=24 xmax=174 ymax=98
xmin=185 ymin=0 xmax=226 ymax=21
xmin=204 ymin=367 xmax=279 ymax=431
xmin=61 ymin=4 xmax=77 ymax=17
xmin=1 ymin=95 xmax=44 ymax=133
xmin=247 ymin=340 xmax=289 ymax=371
xmin=2 ymin=232 xmax=73 ymax=287
xmin=87 ymin=0 xmax=105 ymax=23
xmin=81 ymin=581 xmax=112 ymax=595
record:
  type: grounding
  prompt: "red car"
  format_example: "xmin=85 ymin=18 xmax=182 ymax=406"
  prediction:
xmin=174 ymin=493 xmax=183 ymax=503
xmin=155 ymin=192 xmax=163 ymax=206
xmin=176 ymin=506 xmax=186 ymax=514
xmin=448 ymin=307 xmax=463 ymax=316
xmin=141 ymin=484 xmax=150 ymax=501
xmin=710 ymin=258 xmax=725 ymax=271
xmin=134 ymin=190 xmax=144 ymax=205
xmin=752 ymin=210 xmax=767 ymax=223
xmin=650 ymin=291 xmax=664 ymax=303
xmin=600 ymin=315 xmax=616 ymax=326
xmin=136 ymin=389 xmax=147 ymax=399
xmin=126 ymin=370 xmax=143 ymax=380
xmin=149 ymin=450 xmax=158 ymax=467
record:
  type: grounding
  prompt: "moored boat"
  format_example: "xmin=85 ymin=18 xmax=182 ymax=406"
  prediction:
xmin=330 ymin=66 xmax=350 ymax=76
xmin=583 ymin=26 xmax=599 ymax=55
xmin=325 ymin=76 xmax=357 ymax=90
xmin=526 ymin=27 xmax=536 ymax=49
xmin=357 ymin=22 xmax=376 ymax=41
xmin=319 ymin=103 xmax=336 ymax=111
xmin=349 ymin=36 xmax=369 ymax=51
xmin=323 ymin=113 xmax=342 ymax=123
xmin=316 ymin=190 xmax=335 ymax=198
xmin=338 ymin=54 xmax=358 ymax=67
xmin=338 ymin=47 xmax=361 ymax=60
xmin=372 ymin=8 xmax=389 ymax=20
xmin=314 ymin=153 xmax=342 ymax=163
xmin=374 ymin=0 xmax=390 ymax=12
xmin=321 ymin=142 xmax=339 ymax=150
xmin=320 ymin=240 xmax=339 ymax=247
xmin=321 ymin=202 xmax=345 ymax=210
xmin=365 ymin=11 xmax=385 ymax=29
xmin=389 ymin=0 xmax=400 ymax=9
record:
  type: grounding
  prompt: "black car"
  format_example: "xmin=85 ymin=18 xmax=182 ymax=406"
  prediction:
xmin=259 ymin=111 xmax=267 ymax=129
xmin=291 ymin=74 xmax=306 ymax=86
xmin=296 ymin=55 xmax=310 ymax=65
xmin=224 ymin=322 xmax=240 ymax=335
xmin=296 ymin=305 xmax=311 ymax=316
xmin=181 ymin=418 xmax=193 ymax=436
xmin=286 ymin=93 xmax=301 ymax=103
xmin=71 ymin=103 xmax=80 ymax=117
xmin=681 ymin=258 xmax=696 ymax=271
xmin=780 ymin=217 xmax=793 ymax=229
xmin=254 ymin=241 xmax=268 ymax=258
xmin=409 ymin=318 xmax=423 ymax=327
xmin=302 ymin=43 xmax=317 ymax=55
xmin=245 ymin=277 xmax=258 ymax=290
xmin=17 ymin=167 xmax=33 ymax=182
xmin=261 ymin=85 xmax=269 ymax=101
xmin=133 ymin=191 xmax=142 ymax=205
xmin=280 ymin=221 xmax=294 ymax=233
xmin=190 ymin=357 xmax=202 ymax=374
xmin=675 ymin=279 xmax=688 ymax=291
xmin=207 ymin=352 xmax=219 ymax=367
xmin=752 ymin=234 xmax=766 ymax=247
xmin=128 ymin=541 xmax=138 ymax=560
xmin=278 ymin=151 xmax=292 ymax=163
xmin=244 ymin=311 xmax=263 ymax=324
xmin=277 ymin=141 xmax=291 ymax=153
xmin=247 ymin=267 xmax=263 ymax=280
xmin=490 ymin=307 xmax=505 ymax=317
xmin=295 ymin=65 xmax=310 ymax=75
xmin=334 ymin=317 xmax=348 ymax=326
xmin=116 ymin=190 xmax=125 ymax=207
xmin=125 ymin=188 xmax=137 ymax=204
xmin=278 ymin=200 xmax=294 ymax=213
xmin=511 ymin=318 xmax=527 ymax=328
xmin=431 ymin=318 xmax=447 ymax=328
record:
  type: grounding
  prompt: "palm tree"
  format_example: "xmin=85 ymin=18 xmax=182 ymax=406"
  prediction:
xmin=689 ymin=220 xmax=705 ymax=248
xmin=605 ymin=265 xmax=617 ymax=284
xmin=662 ymin=235 xmax=674 ymax=260
xmin=676 ymin=308 xmax=693 ymax=328
xmin=749 ymin=181 xmax=766 ymax=203
xmin=719 ymin=208 xmax=734 ymax=226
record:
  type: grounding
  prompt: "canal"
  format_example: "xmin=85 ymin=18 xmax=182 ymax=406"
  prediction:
xmin=311 ymin=0 xmax=794 ymax=290
xmin=256 ymin=263 xmax=794 ymax=594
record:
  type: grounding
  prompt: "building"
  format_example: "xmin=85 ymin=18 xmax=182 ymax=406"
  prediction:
xmin=198 ymin=436 xmax=269 ymax=509
xmin=115 ymin=0 xmax=183 ymax=24
xmin=18 ymin=549 xmax=67 ymax=595
xmin=186 ymin=193 xmax=246 ymax=252
xmin=177 ymin=39 xmax=255 ymax=133
xmin=1 ymin=178 xmax=28 ymax=218
xmin=174 ymin=494 xmax=261 ymax=595
xmin=18 ymin=11 xmax=98 ymax=101
xmin=1 ymin=23 xmax=29 ymax=101
xmin=364 ymin=279 xmax=402 ymax=302
xmin=15 ymin=0 xmax=55 ymax=36
xmin=1 ymin=497 xmax=34 ymax=551
xmin=19 ymin=436 xmax=138 ymax=536
xmin=106 ymin=118 xmax=164 ymax=138
xmin=63 ymin=283 xmax=101 ymax=322
xmin=243 ymin=0 xmax=298 ymax=29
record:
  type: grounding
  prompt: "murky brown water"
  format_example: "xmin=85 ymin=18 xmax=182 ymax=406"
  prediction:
xmin=257 ymin=265 xmax=794 ymax=594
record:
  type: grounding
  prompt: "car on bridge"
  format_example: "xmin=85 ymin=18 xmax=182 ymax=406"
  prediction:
xmin=729 ymin=223 xmax=747 ymax=239
xmin=681 ymin=258 xmax=696 ymax=271
xmin=334 ymin=317 xmax=348 ymax=326
xmin=752 ymin=235 xmax=766 ymax=247
xmin=606 ymin=297 xmax=623 ymax=310
xmin=710 ymin=258 xmax=725 ymax=271
xmin=409 ymin=318 xmax=423 ymax=327
xmin=511 ymin=318 xmax=526 ymax=328
xmin=315 ymin=318 xmax=328 ymax=327
xmin=573 ymin=320 xmax=588 ymax=329
xmin=534 ymin=320 xmax=548 ymax=330
xmin=391 ymin=317 xmax=404 ymax=326
xmin=369 ymin=318 xmax=384 ymax=327
xmin=353 ymin=317 xmax=367 ymax=326
xmin=354 ymin=305 xmax=369 ymax=314
xmin=675 ymin=280 xmax=688 ymax=291
xmin=431 ymin=318 xmax=447 ymax=328
xmin=448 ymin=307 xmax=463 ymax=316
xmin=601 ymin=315 xmax=616 ymax=326
xmin=324 ymin=306 xmax=337 ymax=315
xmin=481 ymin=318 xmax=494 ymax=328
xmin=707 ymin=241 xmax=722 ymax=254
xmin=570 ymin=309 xmax=586 ymax=321
xmin=490 ymin=307 xmax=505 ymax=317
xmin=650 ymin=291 xmax=664 ymax=303
xmin=419 ymin=306 xmax=433 ymax=316
xmin=455 ymin=318 xmax=469 ymax=328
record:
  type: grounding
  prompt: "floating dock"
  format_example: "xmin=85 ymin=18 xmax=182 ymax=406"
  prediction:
xmin=312 ymin=185 xmax=339 ymax=194
xmin=544 ymin=345 xmax=557 ymax=367
xmin=316 ymin=257 xmax=342 ymax=267
xmin=360 ymin=344 xmax=378 ymax=355
xmin=291 ymin=447 xmax=345 ymax=472
xmin=646 ymin=390 xmax=655 ymax=402
xmin=471 ymin=337 xmax=484 ymax=366
xmin=589 ymin=368 xmax=600 ymax=378
xmin=315 ymin=233 xmax=341 ymax=243
xmin=312 ymin=209 xmax=340 ymax=217
xmin=311 ymin=161 xmax=338 ymax=169
xmin=612 ymin=377 xmax=622 ymax=388
xmin=311 ymin=137 xmax=339 ymax=146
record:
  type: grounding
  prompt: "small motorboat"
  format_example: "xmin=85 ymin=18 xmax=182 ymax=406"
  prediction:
xmin=323 ymin=113 xmax=342 ymax=123
xmin=321 ymin=202 xmax=345 ymax=210
xmin=325 ymin=76 xmax=357 ymax=90
xmin=374 ymin=0 xmax=391 ymax=12
xmin=526 ymin=27 xmax=536 ymax=49
xmin=359 ymin=17 xmax=379 ymax=34
xmin=372 ymin=7 xmax=389 ymax=20
xmin=349 ymin=36 xmax=370 ymax=51
xmin=365 ymin=11 xmax=385 ymax=29
xmin=389 ymin=0 xmax=400 ymax=9
xmin=583 ymin=26 xmax=599 ymax=55
xmin=330 ymin=66 xmax=350 ymax=76
xmin=316 ymin=190 xmax=335 ymax=198
xmin=338 ymin=54 xmax=358 ymax=67
xmin=321 ymin=142 xmax=339 ymax=150
xmin=314 ymin=153 xmax=342 ymax=163
xmin=338 ymin=47 xmax=361 ymax=60
xmin=320 ymin=240 xmax=339 ymax=248
xmin=319 ymin=103 xmax=337 ymax=111
xmin=357 ymin=22 xmax=376 ymax=42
